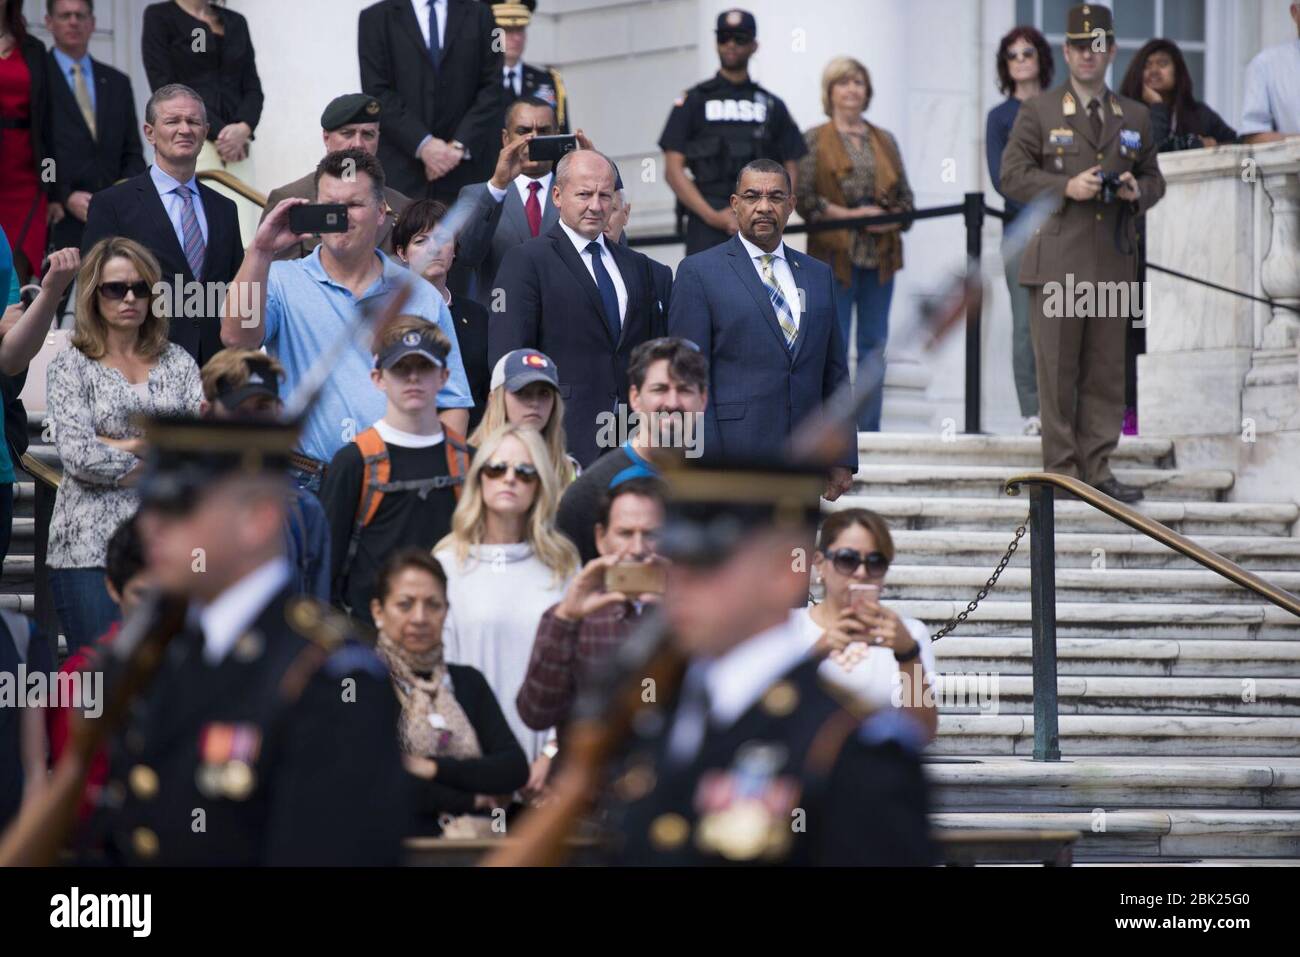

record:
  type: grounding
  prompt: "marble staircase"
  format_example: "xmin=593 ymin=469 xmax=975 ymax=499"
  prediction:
xmin=839 ymin=432 xmax=1300 ymax=861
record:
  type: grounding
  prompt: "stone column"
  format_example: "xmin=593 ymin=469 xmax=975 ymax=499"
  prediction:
xmin=1258 ymin=148 xmax=1300 ymax=350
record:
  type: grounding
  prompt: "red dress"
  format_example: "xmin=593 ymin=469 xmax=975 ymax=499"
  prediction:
xmin=0 ymin=48 xmax=48 ymax=276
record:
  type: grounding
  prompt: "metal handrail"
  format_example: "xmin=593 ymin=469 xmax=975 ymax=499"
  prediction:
xmin=1005 ymin=472 xmax=1300 ymax=617
xmin=1002 ymin=471 xmax=1300 ymax=762
xmin=197 ymin=168 xmax=267 ymax=208
xmin=20 ymin=452 xmax=61 ymax=490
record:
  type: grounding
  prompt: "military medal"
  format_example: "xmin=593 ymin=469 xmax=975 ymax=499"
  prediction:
xmin=1062 ymin=91 xmax=1076 ymax=117
xmin=197 ymin=723 xmax=262 ymax=800
xmin=693 ymin=743 xmax=800 ymax=861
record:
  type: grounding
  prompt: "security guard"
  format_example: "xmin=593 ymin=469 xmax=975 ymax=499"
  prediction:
xmin=1000 ymin=3 xmax=1165 ymax=503
xmin=600 ymin=457 xmax=935 ymax=866
xmin=261 ymin=93 xmax=413 ymax=261
xmin=659 ymin=9 xmax=807 ymax=255
xmin=82 ymin=415 xmax=412 ymax=865
xmin=489 ymin=1 xmax=570 ymax=132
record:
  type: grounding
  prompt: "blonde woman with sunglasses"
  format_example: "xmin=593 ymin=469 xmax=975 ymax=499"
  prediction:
xmin=435 ymin=424 xmax=578 ymax=802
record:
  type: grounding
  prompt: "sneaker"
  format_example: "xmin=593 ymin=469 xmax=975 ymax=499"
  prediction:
xmin=1122 ymin=407 xmax=1138 ymax=436
xmin=1023 ymin=415 xmax=1042 ymax=436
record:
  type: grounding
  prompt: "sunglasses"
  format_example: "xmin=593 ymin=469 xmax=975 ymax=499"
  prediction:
xmin=825 ymin=548 xmax=889 ymax=577
xmin=98 ymin=281 xmax=153 ymax=301
xmin=1005 ymin=47 xmax=1037 ymax=61
xmin=717 ymin=31 xmax=753 ymax=45
xmin=481 ymin=461 xmax=540 ymax=484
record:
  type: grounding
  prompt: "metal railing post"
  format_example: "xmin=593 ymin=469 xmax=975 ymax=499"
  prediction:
xmin=963 ymin=192 xmax=984 ymax=434
xmin=1028 ymin=483 xmax=1061 ymax=761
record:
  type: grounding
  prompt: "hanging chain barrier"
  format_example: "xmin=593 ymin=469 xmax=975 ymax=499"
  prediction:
xmin=930 ymin=519 xmax=1028 ymax=642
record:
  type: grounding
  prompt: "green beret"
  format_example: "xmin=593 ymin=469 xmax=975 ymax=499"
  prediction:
xmin=320 ymin=94 xmax=382 ymax=131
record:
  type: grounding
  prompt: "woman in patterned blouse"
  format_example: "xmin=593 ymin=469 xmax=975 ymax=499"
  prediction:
xmin=796 ymin=56 xmax=915 ymax=433
xmin=46 ymin=236 xmax=201 ymax=652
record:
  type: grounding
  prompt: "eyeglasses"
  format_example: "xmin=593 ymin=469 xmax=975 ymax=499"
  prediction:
xmin=97 ymin=281 xmax=153 ymax=301
xmin=825 ymin=548 xmax=890 ymax=577
xmin=481 ymin=461 xmax=540 ymax=484
xmin=737 ymin=190 xmax=789 ymax=205
xmin=1005 ymin=47 xmax=1037 ymax=61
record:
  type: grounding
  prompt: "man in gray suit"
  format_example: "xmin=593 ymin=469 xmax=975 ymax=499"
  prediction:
xmin=454 ymin=96 xmax=591 ymax=304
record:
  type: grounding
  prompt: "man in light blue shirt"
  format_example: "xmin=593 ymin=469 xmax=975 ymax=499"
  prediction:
xmin=222 ymin=148 xmax=472 ymax=486
xmin=1241 ymin=4 xmax=1300 ymax=143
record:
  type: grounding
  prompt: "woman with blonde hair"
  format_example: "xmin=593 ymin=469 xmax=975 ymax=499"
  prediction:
xmin=46 ymin=236 xmax=202 ymax=651
xmin=435 ymin=423 xmax=578 ymax=799
xmin=468 ymin=348 xmax=580 ymax=488
xmin=796 ymin=56 xmax=914 ymax=433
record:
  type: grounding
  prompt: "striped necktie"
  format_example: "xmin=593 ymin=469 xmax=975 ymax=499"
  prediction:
xmin=759 ymin=253 xmax=798 ymax=349
xmin=174 ymin=186 xmax=206 ymax=280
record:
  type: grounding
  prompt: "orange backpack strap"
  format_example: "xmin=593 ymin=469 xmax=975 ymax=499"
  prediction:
xmin=444 ymin=427 xmax=471 ymax=502
xmin=355 ymin=427 xmax=391 ymax=527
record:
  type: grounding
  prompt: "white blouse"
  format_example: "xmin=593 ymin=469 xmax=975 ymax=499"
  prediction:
xmin=790 ymin=605 xmax=937 ymax=711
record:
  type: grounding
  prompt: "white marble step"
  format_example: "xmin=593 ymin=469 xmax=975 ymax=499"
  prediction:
xmin=932 ymin=714 xmax=1300 ymax=756
xmin=934 ymin=636 xmax=1300 ymax=677
xmin=885 ymin=564 xmax=1300 ymax=604
xmin=891 ymin=529 xmax=1300 ymax=571
xmin=930 ymin=809 xmax=1300 ymax=859
xmin=858 ymin=432 xmax=1174 ymax=468
xmin=894 ymin=598 xmax=1300 ymax=640
xmin=933 ymin=675 xmax=1300 ymax=717
xmin=849 ymin=464 xmax=1233 ymax=502
xmin=925 ymin=756 xmax=1300 ymax=810
xmin=829 ymin=495 xmax=1299 ymax=537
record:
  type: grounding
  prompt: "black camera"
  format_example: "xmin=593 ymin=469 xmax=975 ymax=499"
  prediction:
xmin=1098 ymin=171 xmax=1125 ymax=204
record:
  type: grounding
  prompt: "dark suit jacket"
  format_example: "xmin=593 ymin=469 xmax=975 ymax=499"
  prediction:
xmin=141 ymin=1 xmax=263 ymax=139
xmin=454 ymin=176 xmax=560 ymax=305
xmin=450 ymin=294 xmax=490 ymax=432
xmin=81 ymin=170 xmax=243 ymax=367
xmin=489 ymin=222 xmax=665 ymax=466
xmin=45 ymin=53 xmax=146 ymax=250
xmin=261 ymin=171 xmax=411 ymax=260
xmin=668 ymin=235 xmax=855 ymax=469
xmin=358 ymin=0 xmax=504 ymax=200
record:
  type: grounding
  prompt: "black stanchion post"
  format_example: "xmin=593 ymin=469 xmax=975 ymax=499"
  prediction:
xmin=963 ymin=192 xmax=984 ymax=434
xmin=1028 ymin=483 xmax=1061 ymax=761
xmin=32 ymin=479 xmax=58 ymax=658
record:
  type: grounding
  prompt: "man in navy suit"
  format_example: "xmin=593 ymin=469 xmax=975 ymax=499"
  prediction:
xmin=489 ymin=149 xmax=664 ymax=466
xmin=668 ymin=159 xmax=856 ymax=500
xmin=44 ymin=0 xmax=146 ymax=251
xmin=82 ymin=84 xmax=243 ymax=367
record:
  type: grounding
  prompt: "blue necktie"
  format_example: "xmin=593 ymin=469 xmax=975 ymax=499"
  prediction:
xmin=586 ymin=241 xmax=621 ymax=343
xmin=427 ymin=1 xmax=441 ymax=71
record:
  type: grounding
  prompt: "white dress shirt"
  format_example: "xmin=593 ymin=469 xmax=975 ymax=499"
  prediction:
xmin=665 ymin=615 xmax=810 ymax=766
xmin=410 ymin=0 xmax=447 ymax=49
xmin=558 ymin=219 xmax=628 ymax=324
xmin=486 ymin=171 xmax=554 ymax=209
xmin=196 ymin=557 xmax=292 ymax=665
xmin=737 ymin=233 xmax=801 ymax=331
xmin=503 ymin=64 xmax=521 ymax=97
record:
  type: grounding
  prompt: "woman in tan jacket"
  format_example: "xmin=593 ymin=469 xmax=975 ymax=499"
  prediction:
xmin=797 ymin=57 xmax=914 ymax=432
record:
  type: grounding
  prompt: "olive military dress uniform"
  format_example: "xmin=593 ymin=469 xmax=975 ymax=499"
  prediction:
xmin=999 ymin=8 xmax=1164 ymax=491
xmin=260 ymin=94 xmax=413 ymax=262
xmin=90 ymin=592 xmax=411 ymax=866
xmin=659 ymin=72 xmax=806 ymax=255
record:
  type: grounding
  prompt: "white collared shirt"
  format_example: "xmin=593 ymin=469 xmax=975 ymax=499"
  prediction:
xmin=737 ymin=233 xmax=801 ymax=329
xmin=486 ymin=171 xmax=554 ymax=210
xmin=410 ymin=0 xmax=447 ymax=49
xmin=503 ymin=64 xmax=521 ymax=96
xmin=150 ymin=164 xmax=209 ymax=248
xmin=374 ymin=417 xmax=445 ymax=449
xmin=665 ymin=615 xmax=810 ymax=765
xmin=558 ymin=219 xmax=628 ymax=324
xmin=196 ymin=558 xmax=292 ymax=665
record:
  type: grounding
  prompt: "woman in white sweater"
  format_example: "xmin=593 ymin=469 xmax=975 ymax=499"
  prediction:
xmin=435 ymin=424 xmax=578 ymax=799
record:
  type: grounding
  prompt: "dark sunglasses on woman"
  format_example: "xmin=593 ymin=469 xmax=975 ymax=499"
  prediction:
xmin=98 ymin=281 xmax=154 ymax=301
xmin=481 ymin=461 xmax=540 ymax=484
xmin=825 ymin=547 xmax=889 ymax=577
xmin=1005 ymin=47 xmax=1036 ymax=61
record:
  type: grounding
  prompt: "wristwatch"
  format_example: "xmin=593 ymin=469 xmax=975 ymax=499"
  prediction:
xmin=542 ymin=741 xmax=559 ymax=760
xmin=449 ymin=139 xmax=470 ymax=161
xmin=894 ymin=641 xmax=922 ymax=664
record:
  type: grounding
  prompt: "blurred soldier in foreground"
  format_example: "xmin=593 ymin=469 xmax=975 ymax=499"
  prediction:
xmin=600 ymin=457 xmax=935 ymax=865
xmin=81 ymin=415 xmax=411 ymax=865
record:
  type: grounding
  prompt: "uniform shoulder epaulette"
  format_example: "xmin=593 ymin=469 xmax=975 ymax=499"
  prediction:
xmin=284 ymin=595 xmax=349 ymax=652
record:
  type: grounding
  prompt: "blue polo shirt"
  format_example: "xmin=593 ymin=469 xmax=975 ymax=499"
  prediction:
xmin=261 ymin=248 xmax=473 ymax=463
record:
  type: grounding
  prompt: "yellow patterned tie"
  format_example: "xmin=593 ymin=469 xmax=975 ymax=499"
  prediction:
xmin=760 ymin=254 xmax=798 ymax=349
xmin=73 ymin=63 xmax=96 ymax=139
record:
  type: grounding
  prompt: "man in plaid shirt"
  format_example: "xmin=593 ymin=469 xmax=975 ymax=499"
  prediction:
xmin=517 ymin=477 xmax=665 ymax=741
